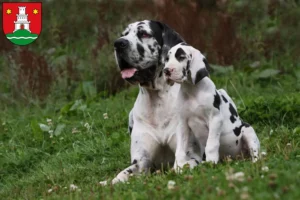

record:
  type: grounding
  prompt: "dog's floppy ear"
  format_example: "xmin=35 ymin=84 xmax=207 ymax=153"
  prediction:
xmin=150 ymin=21 xmax=185 ymax=59
xmin=188 ymin=48 xmax=209 ymax=85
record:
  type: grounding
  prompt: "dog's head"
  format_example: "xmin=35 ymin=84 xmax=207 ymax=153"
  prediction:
xmin=163 ymin=43 xmax=210 ymax=85
xmin=114 ymin=20 xmax=184 ymax=86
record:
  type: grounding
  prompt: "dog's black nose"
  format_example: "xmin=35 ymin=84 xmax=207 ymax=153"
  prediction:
xmin=114 ymin=38 xmax=129 ymax=50
xmin=163 ymin=68 xmax=171 ymax=76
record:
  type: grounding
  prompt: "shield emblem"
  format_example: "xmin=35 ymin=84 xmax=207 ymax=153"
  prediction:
xmin=2 ymin=2 xmax=42 ymax=46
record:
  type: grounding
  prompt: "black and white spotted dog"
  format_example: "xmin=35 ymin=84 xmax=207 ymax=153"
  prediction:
xmin=163 ymin=43 xmax=260 ymax=169
xmin=100 ymin=20 xmax=187 ymax=185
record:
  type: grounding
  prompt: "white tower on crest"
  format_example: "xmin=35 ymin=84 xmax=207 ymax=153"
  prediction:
xmin=14 ymin=6 xmax=31 ymax=33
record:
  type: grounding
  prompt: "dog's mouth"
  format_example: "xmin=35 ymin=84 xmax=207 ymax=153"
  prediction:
xmin=117 ymin=56 xmax=138 ymax=79
xmin=121 ymin=68 xmax=137 ymax=79
xmin=117 ymin=54 xmax=157 ymax=85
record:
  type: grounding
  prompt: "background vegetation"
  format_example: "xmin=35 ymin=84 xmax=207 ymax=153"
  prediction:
xmin=0 ymin=0 xmax=299 ymax=199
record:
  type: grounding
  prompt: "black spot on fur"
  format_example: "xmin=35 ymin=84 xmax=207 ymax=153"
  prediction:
xmin=175 ymin=47 xmax=186 ymax=61
xmin=242 ymin=121 xmax=250 ymax=127
xmin=151 ymin=80 xmax=155 ymax=89
xmin=138 ymin=22 xmax=145 ymax=25
xmin=202 ymin=152 xmax=206 ymax=161
xmin=230 ymin=116 xmax=236 ymax=123
xmin=233 ymin=122 xmax=249 ymax=137
xmin=159 ymin=70 xmax=163 ymax=77
xmin=186 ymin=151 xmax=190 ymax=156
xmin=194 ymin=68 xmax=209 ymax=84
xmin=203 ymin=58 xmax=212 ymax=73
xmin=229 ymin=103 xmax=238 ymax=123
xmin=149 ymin=21 xmax=164 ymax=47
xmin=222 ymin=95 xmax=228 ymax=103
xmin=148 ymin=45 xmax=155 ymax=54
xmin=236 ymin=140 xmax=239 ymax=145
xmin=182 ymin=68 xmax=186 ymax=76
xmin=191 ymin=157 xmax=199 ymax=164
xmin=186 ymin=60 xmax=191 ymax=70
xmin=137 ymin=43 xmax=145 ymax=58
xmin=127 ymin=169 xmax=133 ymax=174
xmin=213 ymin=91 xmax=221 ymax=110
xmin=132 ymin=159 xmax=137 ymax=165
xmin=129 ymin=126 xmax=132 ymax=135
xmin=233 ymin=125 xmax=243 ymax=136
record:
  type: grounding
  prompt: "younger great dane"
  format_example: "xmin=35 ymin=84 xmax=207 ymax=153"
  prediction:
xmin=163 ymin=43 xmax=260 ymax=169
xmin=100 ymin=20 xmax=189 ymax=185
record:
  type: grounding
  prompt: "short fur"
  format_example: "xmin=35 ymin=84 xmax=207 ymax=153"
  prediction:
xmin=163 ymin=43 xmax=260 ymax=169
xmin=100 ymin=20 xmax=187 ymax=185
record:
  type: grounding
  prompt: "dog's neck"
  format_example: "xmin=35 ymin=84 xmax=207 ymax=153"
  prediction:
xmin=139 ymin=70 xmax=175 ymax=95
xmin=181 ymin=77 xmax=216 ymax=96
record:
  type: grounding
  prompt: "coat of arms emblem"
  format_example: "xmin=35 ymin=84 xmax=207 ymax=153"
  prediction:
xmin=2 ymin=2 xmax=42 ymax=46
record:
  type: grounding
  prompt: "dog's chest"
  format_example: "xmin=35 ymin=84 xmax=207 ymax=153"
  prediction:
xmin=133 ymin=86 xmax=180 ymax=143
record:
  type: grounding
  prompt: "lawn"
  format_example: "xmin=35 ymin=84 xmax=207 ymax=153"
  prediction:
xmin=1 ymin=68 xmax=299 ymax=199
xmin=0 ymin=0 xmax=300 ymax=199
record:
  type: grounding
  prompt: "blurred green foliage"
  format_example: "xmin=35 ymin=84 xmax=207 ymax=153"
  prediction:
xmin=0 ymin=0 xmax=299 ymax=104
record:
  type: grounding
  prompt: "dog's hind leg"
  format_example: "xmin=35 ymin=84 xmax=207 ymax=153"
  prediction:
xmin=241 ymin=123 xmax=260 ymax=162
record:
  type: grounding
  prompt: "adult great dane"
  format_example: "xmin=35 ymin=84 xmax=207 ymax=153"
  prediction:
xmin=100 ymin=20 xmax=188 ymax=185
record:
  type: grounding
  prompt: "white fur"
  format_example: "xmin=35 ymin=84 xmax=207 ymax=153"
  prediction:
xmin=164 ymin=44 xmax=260 ymax=170
xmin=100 ymin=21 xmax=186 ymax=185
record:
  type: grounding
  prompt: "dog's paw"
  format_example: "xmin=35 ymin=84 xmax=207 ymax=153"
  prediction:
xmin=205 ymin=153 xmax=219 ymax=164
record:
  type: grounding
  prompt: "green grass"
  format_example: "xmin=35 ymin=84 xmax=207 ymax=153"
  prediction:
xmin=0 ymin=70 xmax=299 ymax=199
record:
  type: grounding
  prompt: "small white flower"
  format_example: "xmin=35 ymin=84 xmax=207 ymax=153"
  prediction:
xmin=103 ymin=113 xmax=108 ymax=119
xmin=84 ymin=122 xmax=91 ymax=130
xmin=226 ymin=171 xmax=245 ymax=182
xmin=47 ymin=188 xmax=53 ymax=193
xmin=261 ymin=175 xmax=264 ymax=179
xmin=70 ymin=184 xmax=78 ymax=191
xmin=234 ymin=172 xmax=245 ymax=182
xmin=167 ymin=180 xmax=176 ymax=190
xmin=49 ymin=130 xmax=54 ymax=138
xmin=261 ymin=151 xmax=267 ymax=156
xmin=262 ymin=166 xmax=269 ymax=172
xmin=287 ymin=143 xmax=291 ymax=146
xmin=47 ymin=118 xmax=53 ymax=126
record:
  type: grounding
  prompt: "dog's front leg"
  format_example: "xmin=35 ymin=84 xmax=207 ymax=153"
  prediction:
xmin=205 ymin=112 xmax=223 ymax=164
xmin=99 ymin=157 xmax=152 ymax=186
xmin=174 ymin=120 xmax=200 ymax=172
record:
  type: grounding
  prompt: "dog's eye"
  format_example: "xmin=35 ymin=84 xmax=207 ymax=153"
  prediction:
xmin=141 ymin=32 xmax=151 ymax=38
xmin=179 ymin=55 xmax=186 ymax=60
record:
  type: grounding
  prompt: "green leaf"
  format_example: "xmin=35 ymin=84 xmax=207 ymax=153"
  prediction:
xmin=54 ymin=124 xmax=66 ymax=136
xmin=257 ymin=69 xmax=280 ymax=79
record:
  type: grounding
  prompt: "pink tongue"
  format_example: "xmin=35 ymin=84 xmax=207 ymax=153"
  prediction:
xmin=121 ymin=68 xmax=137 ymax=79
